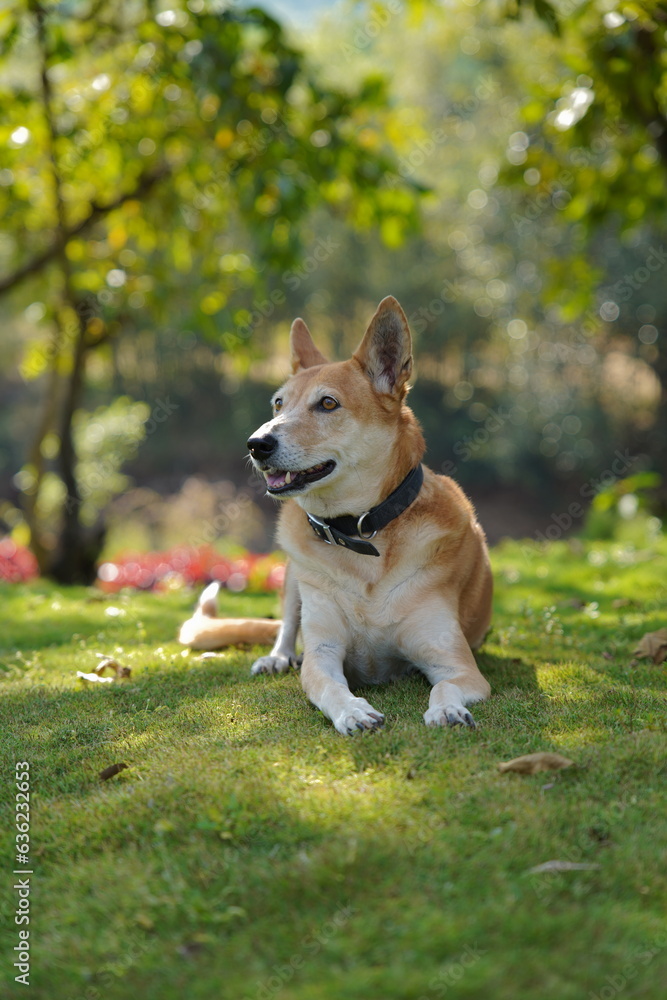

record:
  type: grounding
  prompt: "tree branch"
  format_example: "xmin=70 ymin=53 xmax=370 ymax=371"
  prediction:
xmin=0 ymin=165 xmax=169 ymax=296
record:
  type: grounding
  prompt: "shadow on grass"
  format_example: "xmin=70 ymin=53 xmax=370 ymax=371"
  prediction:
xmin=2 ymin=640 xmax=661 ymax=768
xmin=476 ymin=652 xmax=539 ymax=694
xmin=0 ymin=650 xmax=537 ymax=803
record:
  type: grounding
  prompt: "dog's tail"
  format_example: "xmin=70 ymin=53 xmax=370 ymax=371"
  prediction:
xmin=178 ymin=582 xmax=281 ymax=650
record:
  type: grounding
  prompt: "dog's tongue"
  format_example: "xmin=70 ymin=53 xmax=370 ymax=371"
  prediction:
xmin=266 ymin=471 xmax=289 ymax=489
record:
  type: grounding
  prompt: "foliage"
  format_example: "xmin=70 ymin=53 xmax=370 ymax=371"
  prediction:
xmin=0 ymin=0 xmax=422 ymax=580
xmin=583 ymin=470 xmax=663 ymax=540
xmin=500 ymin=0 xmax=667 ymax=303
xmin=0 ymin=1 xmax=419 ymax=323
xmin=16 ymin=396 xmax=150 ymax=552
xmin=73 ymin=397 xmax=151 ymax=521
xmin=1 ymin=535 xmax=666 ymax=997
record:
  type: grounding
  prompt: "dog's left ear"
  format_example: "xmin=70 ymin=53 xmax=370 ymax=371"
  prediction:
xmin=353 ymin=296 xmax=413 ymax=396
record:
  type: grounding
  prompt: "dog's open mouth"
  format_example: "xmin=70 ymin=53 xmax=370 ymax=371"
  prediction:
xmin=264 ymin=460 xmax=335 ymax=495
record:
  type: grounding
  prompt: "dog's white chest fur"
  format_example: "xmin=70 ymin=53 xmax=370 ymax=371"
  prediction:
xmin=289 ymin=537 xmax=441 ymax=686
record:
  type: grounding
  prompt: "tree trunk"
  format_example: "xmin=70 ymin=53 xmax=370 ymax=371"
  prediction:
xmin=28 ymin=1 xmax=106 ymax=583
xmin=22 ymin=354 xmax=61 ymax=574
xmin=49 ymin=301 xmax=106 ymax=584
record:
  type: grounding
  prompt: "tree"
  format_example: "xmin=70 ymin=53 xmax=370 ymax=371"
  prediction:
xmin=0 ymin=0 xmax=421 ymax=582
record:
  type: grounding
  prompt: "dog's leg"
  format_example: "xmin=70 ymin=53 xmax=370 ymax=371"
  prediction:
xmin=251 ymin=562 xmax=301 ymax=675
xmin=301 ymin=647 xmax=385 ymax=734
xmin=402 ymin=614 xmax=491 ymax=729
xmin=298 ymin=590 xmax=384 ymax=735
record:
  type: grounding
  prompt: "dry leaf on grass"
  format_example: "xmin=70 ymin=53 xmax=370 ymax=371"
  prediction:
xmin=95 ymin=656 xmax=132 ymax=678
xmin=99 ymin=762 xmax=129 ymax=781
xmin=77 ymin=657 xmax=131 ymax=684
xmin=632 ymin=628 xmax=667 ymax=665
xmin=612 ymin=598 xmax=635 ymax=609
xmin=498 ymin=752 xmax=574 ymax=775
xmin=526 ymin=860 xmax=600 ymax=874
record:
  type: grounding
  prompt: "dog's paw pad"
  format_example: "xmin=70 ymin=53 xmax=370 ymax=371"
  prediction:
xmin=424 ymin=705 xmax=476 ymax=729
xmin=250 ymin=654 xmax=293 ymax=676
xmin=334 ymin=699 xmax=385 ymax=735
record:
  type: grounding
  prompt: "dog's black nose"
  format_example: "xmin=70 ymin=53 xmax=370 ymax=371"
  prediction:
xmin=247 ymin=434 xmax=277 ymax=459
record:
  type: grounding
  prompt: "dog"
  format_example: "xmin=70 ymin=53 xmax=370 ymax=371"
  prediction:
xmin=180 ymin=296 xmax=492 ymax=734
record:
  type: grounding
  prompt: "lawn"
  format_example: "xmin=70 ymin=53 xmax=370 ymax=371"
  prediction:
xmin=1 ymin=536 xmax=666 ymax=999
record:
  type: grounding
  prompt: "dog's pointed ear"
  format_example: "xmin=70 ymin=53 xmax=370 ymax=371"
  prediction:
xmin=290 ymin=318 xmax=328 ymax=373
xmin=353 ymin=296 xmax=413 ymax=396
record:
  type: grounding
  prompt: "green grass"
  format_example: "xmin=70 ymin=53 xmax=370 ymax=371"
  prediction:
xmin=1 ymin=536 xmax=667 ymax=999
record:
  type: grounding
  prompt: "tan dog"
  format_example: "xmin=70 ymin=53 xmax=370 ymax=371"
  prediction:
xmin=181 ymin=296 xmax=492 ymax=734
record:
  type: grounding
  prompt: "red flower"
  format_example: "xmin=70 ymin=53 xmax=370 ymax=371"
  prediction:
xmin=0 ymin=539 xmax=39 ymax=583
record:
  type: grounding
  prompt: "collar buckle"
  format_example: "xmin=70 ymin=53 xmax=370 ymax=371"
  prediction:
xmin=307 ymin=513 xmax=337 ymax=545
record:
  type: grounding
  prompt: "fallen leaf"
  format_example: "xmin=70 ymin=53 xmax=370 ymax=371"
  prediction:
xmin=498 ymin=752 xmax=574 ymax=775
xmin=178 ymin=942 xmax=205 ymax=959
xmin=134 ymin=912 xmax=155 ymax=931
xmin=95 ymin=657 xmax=119 ymax=674
xmin=177 ymin=932 xmax=214 ymax=959
xmin=76 ymin=658 xmax=131 ymax=684
xmin=526 ymin=860 xmax=600 ymax=874
xmin=77 ymin=671 xmax=115 ymax=684
xmin=95 ymin=657 xmax=132 ymax=678
xmin=632 ymin=628 xmax=667 ymax=665
xmin=99 ymin=762 xmax=129 ymax=781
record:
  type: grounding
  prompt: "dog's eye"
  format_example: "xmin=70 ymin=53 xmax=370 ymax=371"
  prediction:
xmin=273 ymin=398 xmax=283 ymax=412
xmin=320 ymin=396 xmax=339 ymax=411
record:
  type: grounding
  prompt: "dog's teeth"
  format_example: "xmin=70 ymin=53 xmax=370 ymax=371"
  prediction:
xmin=284 ymin=471 xmax=292 ymax=485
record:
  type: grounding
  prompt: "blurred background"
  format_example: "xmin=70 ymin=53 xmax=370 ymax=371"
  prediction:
xmin=0 ymin=0 xmax=664 ymax=585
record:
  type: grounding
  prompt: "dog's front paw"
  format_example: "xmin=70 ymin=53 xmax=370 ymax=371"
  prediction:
xmin=333 ymin=698 xmax=385 ymax=735
xmin=251 ymin=653 xmax=297 ymax=675
xmin=424 ymin=705 xmax=476 ymax=729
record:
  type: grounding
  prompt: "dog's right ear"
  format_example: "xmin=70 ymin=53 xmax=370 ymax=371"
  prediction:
xmin=290 ymin=318 xmax=328 ymax=373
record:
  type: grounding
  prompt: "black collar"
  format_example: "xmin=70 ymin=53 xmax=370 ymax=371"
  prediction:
xmin=306 ymin=465 xmax=424 ymax=556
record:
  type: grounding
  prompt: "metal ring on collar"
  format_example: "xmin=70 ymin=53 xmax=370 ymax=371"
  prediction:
xmin=356 ymin=511 xmax=377 ymax=540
